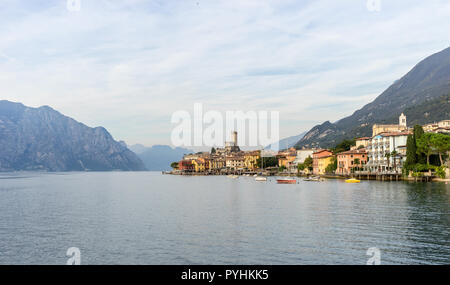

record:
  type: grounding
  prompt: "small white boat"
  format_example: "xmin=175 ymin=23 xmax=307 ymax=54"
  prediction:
xmin=304 ymin=176 xmax=323 ymax=182
xmin=228 ymin=175 xmax=239 ymax=179
xmin=255 ymin=177 xmax=267 ymax=182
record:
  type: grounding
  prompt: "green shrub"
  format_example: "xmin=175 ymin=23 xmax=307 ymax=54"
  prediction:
xmin=435 ymin=166 xmax=446 ymax=179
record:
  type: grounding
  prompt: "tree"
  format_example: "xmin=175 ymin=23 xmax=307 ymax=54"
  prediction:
xmin=211 ymin=147 xmax=216 ymax=154
xmin=170 ymin=162 xmax=179 ymax=169
xmin=325 ymin=156 xmax=337 ymax=174
xmin=405 ymin=134 xmax=417 ymax=168
xmin=416 ymin=133 xmax=434 ymax=165
xmin=384 ymin=152 xmax=391 ymax=170
xmin=303 ymin=156 xmax=313 ymax=171
xmin=391 ymin=150 xmax=398 ymax=171
xmin=414 ymin=125 xmax=424 ymax=139
xmin=429 ymin=133 xmax=450 ymax=166
xmin=332 ymin=139 xmax=356 ymax=153
xmin=257 ymin=156 xmax=278 ymax=168
xmin=414 ymin=125 xmax=426 ymax=164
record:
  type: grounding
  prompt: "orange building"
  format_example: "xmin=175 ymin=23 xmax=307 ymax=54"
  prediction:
xmin=278 ymin=155 xmax=297 ymax=168
xmin=336 ymin=149 xmax=368 ymax=175
xmin=277 ymin=148 xmax=297 ymax=168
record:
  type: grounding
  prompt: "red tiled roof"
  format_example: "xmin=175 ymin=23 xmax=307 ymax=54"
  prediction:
xmin=376 ymin=131 xmax=411 ymax=137
xmin=337 ymin=149 xmax=367 ymax=155
xmin=313 ymin=149 xmax=332 ymax=154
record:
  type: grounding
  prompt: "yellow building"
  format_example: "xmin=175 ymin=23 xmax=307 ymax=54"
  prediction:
xmin=209 ymin=157 xmax=225 ymax=171
xmin=372 ymin=113 xmax=408 ymax=136
xmin=316 ymin=155 xmax=334 ymax=175
xmin=352 ymin=137 xmax=371 ymax=150
xmin=226 ymin=156 xmax=245 ymax=170
xmin=244 ymin=151 xmax=260 ymax=170
xmin=192 ymin=158 xmax=206 ymax=172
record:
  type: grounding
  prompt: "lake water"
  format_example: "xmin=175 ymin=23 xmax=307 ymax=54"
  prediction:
xmin=0 ymin=172 xmax=448 ymax=265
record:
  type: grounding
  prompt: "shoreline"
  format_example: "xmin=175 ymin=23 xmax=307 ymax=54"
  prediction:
xmin=164 ymin=171 xmax=446 ymax=182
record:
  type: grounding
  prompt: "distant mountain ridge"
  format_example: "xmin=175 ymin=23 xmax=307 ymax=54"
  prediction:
xmin=265 ymin=131 xmax=306 ymax=150
xmin=0 ymin=100 xmax=146 ymax=171
xmin=295 ymin=46 xmax=450 ymax=149
xmin=129 ymin=144 xmax=193 ymax=171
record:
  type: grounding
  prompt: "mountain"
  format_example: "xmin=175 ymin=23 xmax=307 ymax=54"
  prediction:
xmin=129 ymin=144 xmax=193 ymax=171
xmin=295 ymin=46 xmax=450 ymax=149
xmin=265 ymin=131 xmax=306 ymax=150
xmin=399 ymin=94 xmax=450 ymax=126
xmin=128 ymin=144 xmax=148 ymax=154
xmin=0 ymin=100 xmax=146 ymax=171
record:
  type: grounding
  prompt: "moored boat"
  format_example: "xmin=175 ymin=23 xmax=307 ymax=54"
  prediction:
xmin=276 ymin=178 xmax=297 ymax=184
xmin=255 ymin=176 xmax=267 ymax=181
xmin=345 ymin=178 xmax=360 ymax=183
xmin=304 ymin=176 xmax=323 ymax=182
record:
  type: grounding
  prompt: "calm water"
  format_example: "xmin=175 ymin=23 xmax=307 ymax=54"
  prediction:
xmin=0 ymin=172 xmax=448 ymax=265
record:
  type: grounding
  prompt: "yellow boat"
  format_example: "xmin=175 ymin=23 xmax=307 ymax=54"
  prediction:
xmin=345 ymin=178 xmax=360 ymax=183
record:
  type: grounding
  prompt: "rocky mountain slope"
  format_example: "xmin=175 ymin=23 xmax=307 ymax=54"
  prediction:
xmin=0 ymin=100 xmax=146 ymax=171
xmin=295 ymin=46 xmax=450 ymax=149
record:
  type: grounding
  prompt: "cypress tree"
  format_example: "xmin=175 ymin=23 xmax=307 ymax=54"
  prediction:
xmin=413 ymin=125 xmax=426 ymax=164
xmin=405 ymin=134 xmax=416 ymax=169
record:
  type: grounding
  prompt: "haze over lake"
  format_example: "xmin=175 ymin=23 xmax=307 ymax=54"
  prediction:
xmin=0 ymin=172 xmax=448 ymax=265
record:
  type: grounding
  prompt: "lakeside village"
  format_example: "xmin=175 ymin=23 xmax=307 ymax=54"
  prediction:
xmin=168 ymin=114 xmax=450 ymax=182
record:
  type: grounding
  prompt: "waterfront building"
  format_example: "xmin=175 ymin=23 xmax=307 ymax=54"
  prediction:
xmin=192 ymin=158 xmax=207 ymax=172
xmin=336 ymin=149 xmax=368 ymax=175
xmin=244 ymin=151 xmax=260 ymax=170
xmin=290 ymin=149 xmax=315 ymax=173
xmin=276 ymin=148 xmax=297 ymax=172
xmin=178 ymin=160 xmax=194 ymax=172
xmin=226 ymin=155 xmax=245 ymax=170
xmin=366 ymin=131 xmax=410 ymax=173
xmin=293 ymin=149 xmax=314 ymax=164
xmin=209 ymin=156 xmax=225 ymax=172
xmin=312 ymin=149 xmax=333 ymax=175
xmin=278 ymin=154 xmax=296 ymax=168
xmin=372 ymin=113 xmax=408 ymax=136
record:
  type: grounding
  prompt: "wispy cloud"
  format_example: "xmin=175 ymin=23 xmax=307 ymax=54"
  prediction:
xmin=1 ymin=0 xmax=449 ymax=145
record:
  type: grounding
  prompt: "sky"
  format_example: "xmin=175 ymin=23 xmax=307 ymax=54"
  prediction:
xmin=1 ymin=0 xmax=450 ymax=148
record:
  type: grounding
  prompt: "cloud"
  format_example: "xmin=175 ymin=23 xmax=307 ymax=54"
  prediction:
xmin=0 ymin=0 xmax=450 ymax=146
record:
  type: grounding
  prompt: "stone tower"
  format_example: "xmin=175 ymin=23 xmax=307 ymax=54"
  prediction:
xmin=232 ymin=131 xmax=238 ymax=146
xmin=399 ymin=113 xmax=407 ymax=127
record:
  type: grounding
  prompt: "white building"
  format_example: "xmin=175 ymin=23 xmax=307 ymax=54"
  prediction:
xmin=293 ymin=149 xmax=315 ymax=165
xmin=366 ymin=131 xmax=410 ymax=173
xmin=288 ymin=149 xmax=315 ymax=172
